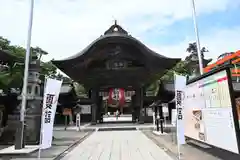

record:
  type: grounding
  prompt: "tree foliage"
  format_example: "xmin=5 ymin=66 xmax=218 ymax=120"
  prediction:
xmin=73 ymin=82 xmax=87 ymax=97
xmin=160 ymin=60 xmax=190 ymax=81
xmin=0 ymin=36 xmax=58 ymax=91
xmin=185 ymin=42 xmax=212 ymax=68
xmin=146 ymin=42 xmax=212 ymax=95
xmin=160 ymin=42 xmax=212 ymax=82
xmin=186 ymin=42 xmax=208 ymax=59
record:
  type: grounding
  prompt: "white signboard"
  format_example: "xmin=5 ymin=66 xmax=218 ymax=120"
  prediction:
xmin=41 ymin=78 xmax=62 ymax=149
xmin=203 ymin=108 xmax=238 ymax=153
xmin=147 ymin=108 xmax=153 ymax=116
xmin=81 ymin=105 xmax=91 ymax=114
xmin=162 ymin=103 xmax=169 ymax=117
xmin=175 ymin=74 xmax=186 ymax=145
xmin=184 ymin=70 xmax=239 ymax=154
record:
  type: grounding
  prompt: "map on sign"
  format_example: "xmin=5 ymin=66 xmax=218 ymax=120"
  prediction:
xmin=184 ymin=69 xmax=240 ymax=154
xmin=200 ymin=71 xmax=232 ymax=108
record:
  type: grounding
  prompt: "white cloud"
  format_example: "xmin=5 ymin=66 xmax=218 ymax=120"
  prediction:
xmin=149 ymin=26 xmax=240 ymax=62
xmin=0 ymin=0 xmax=239 ymax=62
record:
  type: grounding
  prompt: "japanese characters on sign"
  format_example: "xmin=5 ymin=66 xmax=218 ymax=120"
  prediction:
xmin=44 ymin=94 xmax=55 ymax=124
xmin=176 ymin=90 xmax=183 ymax=121
xmin=175 ymin=74 xmax=186 ymax=145
xmin=41 ymin=78 xmax=62 ymax=149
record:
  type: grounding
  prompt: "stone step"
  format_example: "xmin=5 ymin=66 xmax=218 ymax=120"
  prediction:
xmin=98 ymin=127 xmax=137 ymax=131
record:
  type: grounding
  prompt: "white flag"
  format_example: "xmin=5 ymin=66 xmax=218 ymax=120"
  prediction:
xmin=41 ymin=78 xmax=62 ymax=149
xmin=175 ymin=74 xmax=186 ymax=145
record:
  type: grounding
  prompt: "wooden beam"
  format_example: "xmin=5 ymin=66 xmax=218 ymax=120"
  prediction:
xmin=204 ymin=50 xmax=240 ymax=72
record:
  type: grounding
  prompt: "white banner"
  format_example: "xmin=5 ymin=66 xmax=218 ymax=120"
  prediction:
xmin=41 ymin=78 xmax=62 ymax=149
xmin=175 ymin=74 xmax=186 ymax=145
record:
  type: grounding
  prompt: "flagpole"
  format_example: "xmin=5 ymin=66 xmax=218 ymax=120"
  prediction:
xmin=191 ymin=0 xmax=204 ymax=75
xmin=38 ymin=76 xmax=47 ymax=159
xmin=20 ymin=0 xmax=35 ymax=148
xmin=174 ymin=72 xmax=181 ymax=159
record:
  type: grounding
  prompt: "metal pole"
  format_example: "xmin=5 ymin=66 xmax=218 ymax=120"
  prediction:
xmin=191 ymin=0 xmax=204 ymax=75
xmin=38 ymin=76 xmax=47 ymax=159
xmin=20 ymin=0 xmax=35 ymax=148
xmin=176 ymin=115 xmax=181 ymax=159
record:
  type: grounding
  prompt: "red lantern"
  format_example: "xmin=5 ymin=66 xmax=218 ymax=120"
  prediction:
xmin=108 ymin=88 xmax=125 ymax=106
xmin=119 ymin=88 xmax=125 ymax=106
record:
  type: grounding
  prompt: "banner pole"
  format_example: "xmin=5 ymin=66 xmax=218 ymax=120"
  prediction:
xmin=177 ymin=143 xmax=181 ymax=160
xmin=177 ymin=119 xmax=181 ymax=160
xmin=38 ymin=116 xmax=43 ymax=159
xmin=38 ymin=76 xmax=47 ymax=159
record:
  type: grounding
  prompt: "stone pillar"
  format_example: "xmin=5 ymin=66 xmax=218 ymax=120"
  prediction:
xmin=88 ymin=90 xmax=91 ymax=99
xmin=131 ymin=95 xmax=136 ymax=123
xmin=91 ymin=89 xmax=97 ymax=125
xmin=138 ymin=88 xmax=144 ymax=124
xmin=96 ymin=96 xmax=103 ymax=123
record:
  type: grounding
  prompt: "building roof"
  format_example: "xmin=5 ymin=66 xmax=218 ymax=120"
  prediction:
xmin=52 ymin=22 xmax=181 ymax=88
xmin=53 ymin=22 xmax=178 ymax=64
xmin=0 ymin=50 xmax=18 ymax=63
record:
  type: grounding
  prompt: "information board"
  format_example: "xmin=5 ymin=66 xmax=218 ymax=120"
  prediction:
xmin=184 ymin=69 xmax=240 ymax=154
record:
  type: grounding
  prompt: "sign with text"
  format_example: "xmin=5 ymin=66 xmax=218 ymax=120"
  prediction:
xmin=41 ymin=78 xmax=62 ymax=149
xmin=175 ymin=74 xmax=186 ymax=145
xmin=184 ymin=69 xmax=240 ymax=154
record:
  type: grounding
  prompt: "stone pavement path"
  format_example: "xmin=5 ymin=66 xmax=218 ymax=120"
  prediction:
xmin=0 ymin=130 xmax=91 ymax=160
xmin=62 ymin=130 xmax=174 ymax=160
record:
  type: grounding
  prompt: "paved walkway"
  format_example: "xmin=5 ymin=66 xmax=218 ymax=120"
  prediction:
xmin=62 ymin=130 xmax=174 ymax=160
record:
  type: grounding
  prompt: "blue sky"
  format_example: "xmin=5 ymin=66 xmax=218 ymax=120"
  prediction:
xmin=0 ymin=0 xmax=240 ymax=62
xmin=146 ymin=8 xmax=240 ymax=45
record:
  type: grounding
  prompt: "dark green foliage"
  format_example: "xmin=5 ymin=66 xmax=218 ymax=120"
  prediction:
xmin=0 ymin=36 xmax=87 ymax=96
xmin=0 ymin=37 xmax=57 ymax=91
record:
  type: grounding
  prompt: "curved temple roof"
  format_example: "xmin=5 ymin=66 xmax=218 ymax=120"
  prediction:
xmin=52 ymin=22 xmax=181 ymax=87
xmin=53 ymin=22 xmax=179 ymax=63
xmin=0 ymin=50 xmax=19 ymax=63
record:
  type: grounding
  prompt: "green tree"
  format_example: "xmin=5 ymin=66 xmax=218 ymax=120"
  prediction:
xmin=186 ymin=42 xmax=208 ymax=58
xmin=185 ymin=42 xmax=212 ymax=68
xmin=160 ymin=60 xmax=190 ymax=81
xmin=73 ymin=82 xmax=87 ymax=97
xmin=0 ymin=37 xmax=10 ymax=50
xmin=145 ymin=60 xmax=191 ymax=96
xmin=0 ymin=37 xmax=58 ymax=91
